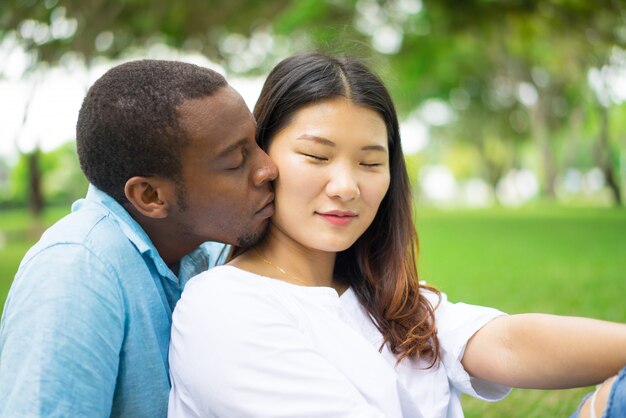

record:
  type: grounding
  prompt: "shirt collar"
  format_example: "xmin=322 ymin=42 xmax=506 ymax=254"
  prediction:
xmin=73 ymin=185 xmax=179 ymax=283
xmin=178 ymin=241 xmax=230 ymax=287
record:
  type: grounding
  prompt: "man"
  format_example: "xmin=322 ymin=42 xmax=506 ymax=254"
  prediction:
xmin=0 ymin=60 xmax=277 ymax=417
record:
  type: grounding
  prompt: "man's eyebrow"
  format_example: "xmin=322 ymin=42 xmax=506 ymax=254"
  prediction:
xmin=215 ymin=138 xmax=246 ymax=159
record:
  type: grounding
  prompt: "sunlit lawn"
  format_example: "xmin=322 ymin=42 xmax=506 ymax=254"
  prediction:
xmin=1 ymin=204 xmax=625 ymax=417
xmin=416 ymin=206 xmax=626 ymax=417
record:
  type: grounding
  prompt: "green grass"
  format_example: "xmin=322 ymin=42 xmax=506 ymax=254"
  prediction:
xmin=415 ymin=206 xmax=626 ymax=418
xmin=416 ymin=207 xmax=626 ymax=319
xmin=1 ymin=204 xmax=625 ymax=417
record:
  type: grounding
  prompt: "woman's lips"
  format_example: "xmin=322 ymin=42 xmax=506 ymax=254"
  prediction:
xmin=317 ymin=210 xmax=357 ymax=226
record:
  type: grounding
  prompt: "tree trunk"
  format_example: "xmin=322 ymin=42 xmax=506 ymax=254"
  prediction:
xmin=564 ymin=106 xmax=584 ymax=169
xmin=595 ymin=105 xmax=622 ymax=206
xmin=27 ymin=148 xmax=44 ymax=216
xmin=530 ymin=101 xmax=557 ymax=198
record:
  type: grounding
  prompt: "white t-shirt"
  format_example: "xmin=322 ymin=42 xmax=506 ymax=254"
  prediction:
xmin=168 ymin=265 xmax=510 ymax=418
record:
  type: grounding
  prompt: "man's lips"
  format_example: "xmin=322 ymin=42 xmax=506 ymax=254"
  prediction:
xmin=256 ymin=194 xmax=275 ymax=218
xmin=316 ymin=210 xmax=357 ymax=226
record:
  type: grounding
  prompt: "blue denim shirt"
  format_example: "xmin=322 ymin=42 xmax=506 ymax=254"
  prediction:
xmin=0 ymin=185 xmax=227 ymax=418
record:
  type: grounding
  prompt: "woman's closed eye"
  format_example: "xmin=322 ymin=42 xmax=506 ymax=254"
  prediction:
xmin=302 ymin=153 xmax=328 ymax=162
xmin=361 ymin=162 xmax=384 ymax=168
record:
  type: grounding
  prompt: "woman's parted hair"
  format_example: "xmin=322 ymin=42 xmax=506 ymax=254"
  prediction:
xmin=254 ymin=52 xmax=441 ymax=365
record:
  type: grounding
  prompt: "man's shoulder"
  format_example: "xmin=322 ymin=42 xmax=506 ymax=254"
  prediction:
xmin=7 ymin=204 xmax=149 ymax=318
xmin=22 ymin=204 xmax=138 ymax=270
xmin=50 ymin=208 xmax=120 ymax=243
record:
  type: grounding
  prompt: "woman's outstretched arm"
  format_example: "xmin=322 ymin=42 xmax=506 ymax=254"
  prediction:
xmin=461 ymin=313 xmax=626 ymax=389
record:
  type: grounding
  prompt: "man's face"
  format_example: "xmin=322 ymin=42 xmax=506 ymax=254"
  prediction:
xmin=168 ymin=85 xmax=277 ymax=250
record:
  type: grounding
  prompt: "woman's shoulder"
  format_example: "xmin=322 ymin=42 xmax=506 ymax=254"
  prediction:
xmin=170 ymin=266 xmax=307 ymax=364
xmin=176 ymin=265 xmax=298 ymax=322
xmin=179 ymin=266 xmax=260 ymax=313
xmin=184 ymin=265 xmax=269 ymax=296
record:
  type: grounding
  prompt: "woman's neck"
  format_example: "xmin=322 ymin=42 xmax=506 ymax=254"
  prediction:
xmin=230 ymin=226 xmax=342 ymax=292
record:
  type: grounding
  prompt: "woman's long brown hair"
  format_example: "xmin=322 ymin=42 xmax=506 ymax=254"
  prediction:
xmin=253 ymin=52 xmax=440 ymax=365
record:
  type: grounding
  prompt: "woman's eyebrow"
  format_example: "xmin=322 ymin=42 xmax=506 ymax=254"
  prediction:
xmin=296 ymin=134 xmax=335 ymax=147
xmin=296 ymin=134 xmax=387 ymax=152
xmin=361 ymin=144 xmax=387 ymax=152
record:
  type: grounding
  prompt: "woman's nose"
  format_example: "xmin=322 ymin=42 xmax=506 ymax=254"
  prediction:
xmin=325 ymin=165 xmax=360 ymax=201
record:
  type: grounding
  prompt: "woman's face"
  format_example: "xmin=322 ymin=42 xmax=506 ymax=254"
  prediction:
xmin=267 ymin=97 xmax=390 ymax=253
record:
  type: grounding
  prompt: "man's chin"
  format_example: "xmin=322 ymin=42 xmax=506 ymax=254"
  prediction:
xmin=236 ymin=222 xmax=269 ymax=248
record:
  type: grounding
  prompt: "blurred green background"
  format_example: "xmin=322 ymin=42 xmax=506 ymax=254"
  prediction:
xmin=1 ymin=1 xmax=626 ymax=417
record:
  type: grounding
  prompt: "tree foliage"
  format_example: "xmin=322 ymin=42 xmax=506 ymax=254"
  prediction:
xmin=2 ymin=0 xmax=625 ymax=204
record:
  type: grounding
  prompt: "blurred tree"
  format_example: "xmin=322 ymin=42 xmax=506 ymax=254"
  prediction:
xmin=1 ymin=0 xmax=624 ymax=204
xmin=8 ymin=142 xmax=87 ymax=208
xmin=385 ymin=0 xmax=624 ymax=202
xmin=0 ymin=0 xmax=296 ymax=74
xmin=8 ymin=73 xmax=44 ymax=215
xmin=42 ymin=142 xmax=89 ymax=204
xmin=26 ymin=148 xmax=43 ymax=215
xmin=0 ymin=157 xmax=11 ymax=203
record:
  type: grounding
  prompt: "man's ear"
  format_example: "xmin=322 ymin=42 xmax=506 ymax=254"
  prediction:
xmin=124 ymin=176 xmax=174 ymax=219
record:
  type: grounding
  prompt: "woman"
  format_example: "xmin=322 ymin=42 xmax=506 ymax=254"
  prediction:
xmin=168 ymin=53 xmax=626 ymax=418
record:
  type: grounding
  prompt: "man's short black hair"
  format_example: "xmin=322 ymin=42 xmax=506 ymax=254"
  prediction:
xmin=76 ymin=59 xmax=227 ymax=203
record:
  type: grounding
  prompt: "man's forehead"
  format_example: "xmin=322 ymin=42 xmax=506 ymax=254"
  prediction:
xmin=177 ymin=86 xmax=249 ymax=122
xmin=177 ymin=87 xmax=254 ymax=156
xmin=177 ymin=87 xmax=227 ymax=117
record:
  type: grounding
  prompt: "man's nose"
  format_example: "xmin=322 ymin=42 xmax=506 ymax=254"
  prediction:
xmin=253 ymin=149 xmax=278 ymax=186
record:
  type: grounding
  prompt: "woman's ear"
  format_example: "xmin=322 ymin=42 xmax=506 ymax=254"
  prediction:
xmin=124 ymin=176 xmax=173 ymax=219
